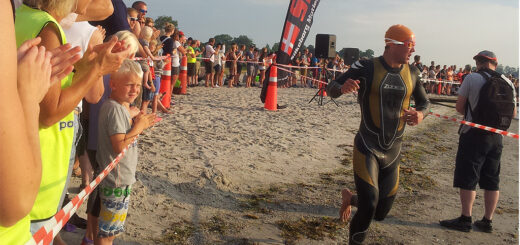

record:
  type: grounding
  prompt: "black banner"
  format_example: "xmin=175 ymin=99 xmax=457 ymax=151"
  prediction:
xmin=261 ymin=0 xmax=320 ymax=103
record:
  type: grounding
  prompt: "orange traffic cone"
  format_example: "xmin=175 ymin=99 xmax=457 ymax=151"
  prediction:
xmin=180 ymin=56 xmax=188 ymax=95
xmin=160 ymin=56 xmax=172 ymax=109
xmin=264 ymin=65 xmax=277 ymax=111
xmin=318 ymin=81 xmax=327 ymax=96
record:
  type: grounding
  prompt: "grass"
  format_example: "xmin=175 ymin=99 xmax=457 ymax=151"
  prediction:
xmin=155 ymin=222 xmax=196 ymax=245
xmin=239 ymin=186 xmax=277 ymax=214
xmin=276 ymin=216 xmax=346 ymax=244
xmin=201 ymin=215 xmax=242 ymax=235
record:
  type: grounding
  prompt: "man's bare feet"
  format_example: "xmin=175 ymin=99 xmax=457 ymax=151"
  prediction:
xmin=340 ymin=188 xmax=353 ymax=222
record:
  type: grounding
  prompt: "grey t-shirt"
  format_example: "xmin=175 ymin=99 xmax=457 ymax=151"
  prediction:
xmin=96 ymin=99 xmax=138 ymax=187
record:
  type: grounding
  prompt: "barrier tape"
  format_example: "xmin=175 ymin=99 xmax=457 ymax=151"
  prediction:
xmin=195 ymin=57 xmax=346 ymax=73
xmin=133 ymin=56 xmax=170 ymax=61
xmin=422 ymin=78 xmax=461 ymax=85
xmin=275 ymin=65 xmax=328 ymax=85
xmin=26 ymin=136 xmax=139 ymax=245
xmin=429 ymin=112 xmax=519 ymax=139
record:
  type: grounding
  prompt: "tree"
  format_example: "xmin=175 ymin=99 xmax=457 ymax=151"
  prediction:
xmin=496 ymin=64 xmax=504 ymax=74
xmin=155 ymin=16 xmax=178 ymax=30
xmin=362 ymin=49 xmax=374 ymax=59
xmin=232 ymin=35 xmax=254 ymax=47
xmin=306 ymin=45 xmax=315 ymax=56
xmin=213 ymin=34 xmax=233 ymax=47
xmin=272 ymin=42 xmax=280 ymax=52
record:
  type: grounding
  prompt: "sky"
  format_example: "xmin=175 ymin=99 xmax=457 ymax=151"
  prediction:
xmin=127 ymin=0 xmax=519 ymax=68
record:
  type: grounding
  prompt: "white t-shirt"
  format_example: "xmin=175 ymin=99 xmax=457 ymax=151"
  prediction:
xmin=62 ymin=15 xmax=97 ymax=113
xmin=215 ymin=50 xmax=225 ymax=66
xmin=205 ymin=44 xmax=215 ymax=62
xmin=171 ymin=40 xmax=181 ymax=67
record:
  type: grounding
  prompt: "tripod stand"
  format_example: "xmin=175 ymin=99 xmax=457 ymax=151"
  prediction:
xmin=308 ymin=62 xmax=338 ymax=106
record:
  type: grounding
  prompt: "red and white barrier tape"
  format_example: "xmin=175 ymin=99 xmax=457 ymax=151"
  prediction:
xmin=276 ymin=63 xmax=347 ymax=73
xmin=133 ymin=56 xmax=170 ymax=61
xmin=429 ymin=112 xmax=519 ymax=139
xmin=422 ymin=78 xmax=461 ymax=85
xmin=275 ymin=65 xmax=328 ymax=85
xmin=26 ymin=136 xmax=139 ymax=245
xmin=195 ymin=57 xmax=347 ymax=73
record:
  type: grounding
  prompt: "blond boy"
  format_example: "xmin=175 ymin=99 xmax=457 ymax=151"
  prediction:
xmin=95 ymin=60 xmax=155 ymax=244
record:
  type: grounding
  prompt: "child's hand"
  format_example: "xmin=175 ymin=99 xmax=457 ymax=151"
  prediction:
xmin=129 ymin=106 xmax=140 ymax=118
xmin=135 ymin=112 xmax=156 ymax=130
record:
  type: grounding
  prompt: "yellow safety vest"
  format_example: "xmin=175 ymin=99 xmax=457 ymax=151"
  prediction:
xmin=187 ymin=46 xmax=197 ymax=63
xmin=0 ymin=216 xmax=31 ymax=245
xmin=15 ymin=4 xmax=74 ymax=222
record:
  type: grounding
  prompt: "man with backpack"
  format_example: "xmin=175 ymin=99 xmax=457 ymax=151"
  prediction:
xmin=440 ymin=50 xmax=516 ymax=233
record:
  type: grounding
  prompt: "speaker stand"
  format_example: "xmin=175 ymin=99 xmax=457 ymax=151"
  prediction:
xmin=309 ymin=62 xmax=339 ymax=107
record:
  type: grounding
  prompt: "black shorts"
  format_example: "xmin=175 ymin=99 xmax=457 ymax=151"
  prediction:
xmin=171 ymin=66 xmax=180 ymax=75
xmin=76 ymin=112 xmax=89 ymax=156
xmin=204 ymin=61 xmax=214 ymax=73
xmin=454 ymin=129 xmax=503 ymax=191
xmin=214 ymin=64 xmax=222 ymax=73
xmin=86 ymin=150 xmax=101 ymax=217
xmin=187 ymin=63 xmax=195 ymax=76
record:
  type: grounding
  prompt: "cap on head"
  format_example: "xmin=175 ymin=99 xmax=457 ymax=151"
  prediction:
xmin=385 ymin=24 xmax=415 ymax=44
xmin=179 ymin=31 xmax=185 ymax=37
xmin=473 ymin=50 xmax=497 ymax=61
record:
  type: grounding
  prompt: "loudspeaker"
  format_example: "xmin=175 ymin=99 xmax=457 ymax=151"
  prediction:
xmin=343 ymin=48 xmax=360 ymax=66
xmin=315 ymin=34 xmax=336 ymax=59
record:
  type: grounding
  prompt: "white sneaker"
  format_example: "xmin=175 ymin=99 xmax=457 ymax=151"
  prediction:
xmin=215 ymin=84 xmax=220 ymax=88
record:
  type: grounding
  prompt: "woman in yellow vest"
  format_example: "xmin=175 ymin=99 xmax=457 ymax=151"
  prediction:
xmin=14 ymin=0 xmax=130 ymax=243
xmin=0 ymin=1 xmax=54 ymax=244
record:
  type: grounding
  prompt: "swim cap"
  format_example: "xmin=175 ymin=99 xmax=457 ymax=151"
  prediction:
xmin=385 ymin=24 xmax=415 ymax=44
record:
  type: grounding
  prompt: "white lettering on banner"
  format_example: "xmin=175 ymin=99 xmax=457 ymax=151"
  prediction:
xmin=291 ymin=24 xmax=310 ymax=60
xmin=306 ymin=0 xmax=319 ymax=23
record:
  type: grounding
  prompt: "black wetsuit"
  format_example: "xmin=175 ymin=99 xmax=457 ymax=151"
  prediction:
xmin=327 ymin=57 xmax=430 ymax=244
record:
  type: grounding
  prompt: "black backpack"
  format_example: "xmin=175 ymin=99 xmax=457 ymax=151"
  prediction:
xmin=469 ymin=69 xmax=515 ymax=130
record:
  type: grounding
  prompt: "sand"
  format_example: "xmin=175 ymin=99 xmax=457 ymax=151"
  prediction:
xmin=62 ymin=86 xmax=518 ymax=244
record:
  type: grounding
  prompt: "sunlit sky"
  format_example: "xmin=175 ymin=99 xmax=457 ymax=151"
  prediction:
xmin=126 ymin=0 xmax=519 ymax=68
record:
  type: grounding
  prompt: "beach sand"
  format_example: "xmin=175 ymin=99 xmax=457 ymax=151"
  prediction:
xmin=62 ymin=86 xmax=518 ymax=244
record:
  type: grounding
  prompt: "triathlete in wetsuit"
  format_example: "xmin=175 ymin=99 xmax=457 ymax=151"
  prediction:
xmin=326 ymin=24 xmax=430 ymax=245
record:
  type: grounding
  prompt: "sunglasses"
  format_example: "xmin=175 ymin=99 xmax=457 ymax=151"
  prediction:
xmin=385 ymin=38 xmax=415 ymax=48
xmin=139 ymin=9 xmax=147 ymax=13
xmin=129 ymin=17 xmax=137 ymax=22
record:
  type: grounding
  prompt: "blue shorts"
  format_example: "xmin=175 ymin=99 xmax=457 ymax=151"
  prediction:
xmin=142 ymin=87 xmax=155 ymax=101
xmin=98 ymin=185 xmax=131 ymax=238
xmin=153 ymin=76 xmax=161 ymax=95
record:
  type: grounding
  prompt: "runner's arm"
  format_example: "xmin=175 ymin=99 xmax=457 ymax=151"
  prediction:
xmin=412 ymin=75 xmax=431 ymax=119
xmin=326 ymin=61 xmax=365 ymax=98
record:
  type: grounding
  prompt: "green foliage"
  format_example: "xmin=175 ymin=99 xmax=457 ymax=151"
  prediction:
xmin=232 ymin=35 xmax=254 ymax=47
xmin=155 ymin=16 xmax=178 ymax=30
xmin=212 ymin=34 xmax=255 ymax=48
xmin=360 ymin=49 xmax=374 ymax=59
xmin=213 ymin=34 xmax=233 ymax=47
xmin=306 ymin=44 xmax=315 ymax=55
xmin=272 ymin=42 xmax=280 ymax=52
